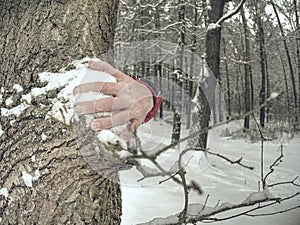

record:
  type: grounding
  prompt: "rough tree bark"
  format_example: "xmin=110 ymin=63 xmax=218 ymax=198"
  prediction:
xmin=0 ymin=0 xmax=122 ymax=224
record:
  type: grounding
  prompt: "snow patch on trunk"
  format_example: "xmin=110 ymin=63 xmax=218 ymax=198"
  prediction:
xmin=0 ymin=188 xmax=9 ymax=198
xmin=22 ymin=170 xmax=41 ymax=188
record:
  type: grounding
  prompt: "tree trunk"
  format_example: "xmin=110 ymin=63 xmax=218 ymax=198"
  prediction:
xmin=186 ymin=0 xmax=198 ymax=129
xmin=195 ymin=0 xmax=225 ymax=148
xmin=257 ymin=9 xmax=266 ymax=128
xmin=205 ymin=0 xmax=225 ymax=124
xmin=265 ymin=50 xmax=271 ymax=123
xmin=271 ymin=1 xmax=297 ymax=126
xmin=222 ymin=38 xmax=231 ymax=119
xmin=241 ymin=6 xmax=252 ymax=130
xmin=278 ymin=45 xmax=291 ymax=124
xmin=236 ymin=65 xmax=242 ymax=114
xmin=172 ymin=0 xmax=185 ymax=144
xmin=154 ymin=4 xmax=163 ymax=119
xmin=293 ymin=0 xmax=300 ymax=126
xmin=0 ymin=0 xmax=122 ymax=224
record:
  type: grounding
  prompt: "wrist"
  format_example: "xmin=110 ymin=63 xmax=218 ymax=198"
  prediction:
xmin=132 ymin=77 xmax=162 ymax=123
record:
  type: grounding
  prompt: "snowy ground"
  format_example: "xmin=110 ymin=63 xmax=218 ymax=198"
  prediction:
xmin=1 ymin=58 xmax=298 ymax=225
xmin=120 ymin=119 xmax=300 ymax=225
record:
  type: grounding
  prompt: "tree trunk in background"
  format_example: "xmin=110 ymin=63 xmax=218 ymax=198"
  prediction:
xmin=139 ymin=3 xmax=146 ymax=76
xmin=256 ymin=4 xmax=266 ymax=128
xmin=154 ymin=4 xmax=163 ymax=119
xmin=265 ymin=50 xmax=271 ymax=123
xmin=222 ymin=38 xmax=231 ymax=119
xmin=194 ymin=0 xmax=225 ymax=148
xmin=0 ymin=1 xmax=122 ymax=224
xmin=241 ymin=6 xmax=252 ymax=130
xmin=271 ymin=1 xmax=297 ymax=127
xmin=172 ymin=0 xmax=185 ymax=144
xmin=186 ymin=0 xmax=198 ymax=129
xmin=236 ymin=65 xmax=242 ymax=114
xmin=293 ymin=0 xmax=300 ymax=127
xmin=278 ymin=46 xmax=291 ymax=124
xmin=205 ymin=0 xmax=225 ymax=125
xmin=202 ymin=0 xmax=208 ymax=27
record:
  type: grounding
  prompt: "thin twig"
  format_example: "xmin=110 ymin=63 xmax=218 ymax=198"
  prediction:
xmin=245 ymin=205 xmax=300 ymax=217
xmin=263 ymin=145 xmax=284 ymax=185
xmin=178 ymin=168 xmax=188 ymax=224
xmin=202 ymin=195 xmax=210 ymax=211
xmin=252 ymin=114 xmax=265 ymax=189
xmin=151 ymin=91 xmax=283 ymax=159
xmin=159 ymin=171 xmax=180 ymax=184
xmin=191 ymin=193 xmax=299 ymax=223
xmin=205 ymin=149 xmax=254 ymax=170
xmin=268 ymin=176 xmax=300 ymax=188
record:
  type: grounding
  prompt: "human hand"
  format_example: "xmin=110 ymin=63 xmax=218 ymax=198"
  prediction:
xmin=73 ymin=61 xmax=154 ymax=133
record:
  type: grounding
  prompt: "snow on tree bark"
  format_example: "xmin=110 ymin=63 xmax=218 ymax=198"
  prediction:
xmin=0 ymin=0 xmax=122 ymax=224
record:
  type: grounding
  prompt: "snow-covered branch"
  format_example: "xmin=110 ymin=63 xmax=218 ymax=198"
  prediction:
xmin=207 ymin=0 xmax=247 ymax=31
xmin=138 ymin=188 xmax=281 ymax=224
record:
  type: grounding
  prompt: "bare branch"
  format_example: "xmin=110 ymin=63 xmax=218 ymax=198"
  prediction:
xmin=140 ymin=190 xmax=288 ymax=225
xmin=205 ymin=149 xmax=254 ymax=170
xmin=263 ymin=145 xmax=284 ymax=185
xmin=252 ymin=114 xmax=266 ymax=188
xmin=245 ymin=205 xmax=300 ymax=217
xmin=189 ymin=193 xmax=299 ymax=224
xmin=151 ymin=92 xmax=283 ymax=159
xmin=178 ymin=168 xmax=189 ymax=224
xmin=202 ymin=195 xmax=210 ymax=211
xmin=268 ymin=176 xmax=300 ymax=188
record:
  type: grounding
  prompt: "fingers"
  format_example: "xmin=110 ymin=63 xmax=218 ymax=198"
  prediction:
xmin=88 ymin=61 xmax=130 ymax=82
xmin=73 ymin=61 xmax=133 ymax=95
xmin=73 ymin=82 xmax=123 ymax=96
xmin=73 ymin=61 xmax=148 ymax=134
xmin=88 ymin=113 xmax=143 ymax=132
xmin=75 ymin=96 xmax=133 ymax=115
xmin=73 ymin=82 xmax=104 ymax=95
xmin=90 ymin=110 xmax=130 ymax=131
xmin=75 ymin=97 xmax=114 ymax=114
xmin=119 ymin=129 xmax=135 ymax=142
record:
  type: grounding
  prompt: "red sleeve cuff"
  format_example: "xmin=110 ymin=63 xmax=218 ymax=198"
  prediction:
xmin=132 ymin=77 xmax=162 ymax=123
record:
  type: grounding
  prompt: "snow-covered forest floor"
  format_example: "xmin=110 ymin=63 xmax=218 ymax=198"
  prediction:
xmin=2 ymin=59 xmax=298 ymax=225
xmin=121 ymin=118 xmax=300 ymax=225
